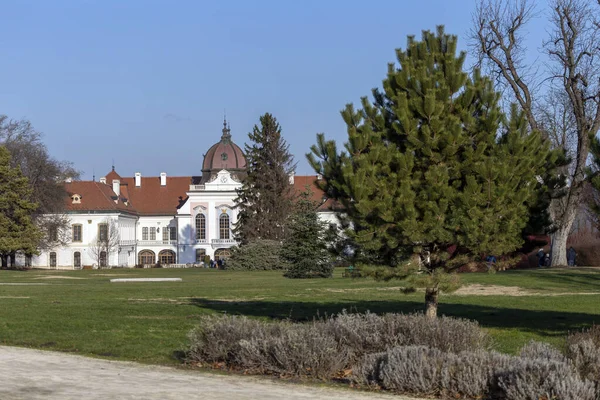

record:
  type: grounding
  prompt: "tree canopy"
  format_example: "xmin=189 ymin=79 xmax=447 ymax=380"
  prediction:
xmin=308 ymin=26 xmax=549 ymax=316
xmin=234 ymin=113 xmax=296 ymax=244
xmin=0 ymin=146 xmax=42 ymax=267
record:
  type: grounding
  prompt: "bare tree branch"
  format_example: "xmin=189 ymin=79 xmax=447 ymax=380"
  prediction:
xmin=471 ymin=0 xmax=600 ymax=266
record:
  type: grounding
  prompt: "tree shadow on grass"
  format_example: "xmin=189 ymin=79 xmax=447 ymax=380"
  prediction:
xmin=189 ymin=297 xmax=600 ymax=340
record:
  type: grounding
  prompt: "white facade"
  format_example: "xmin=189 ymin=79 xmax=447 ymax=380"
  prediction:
xmin=28 ymin=168 xmax=341 ymax=270
xmin=32 ymin=170 xmax=245 ymax=269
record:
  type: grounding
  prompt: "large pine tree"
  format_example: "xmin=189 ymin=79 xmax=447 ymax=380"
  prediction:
xmin=234 ymin=113 xmax=296 ymax=244
xmin=0 ymin=146 xmax=41 ymax=267
xmin=308 ymin=27 xmax=549 ymax=316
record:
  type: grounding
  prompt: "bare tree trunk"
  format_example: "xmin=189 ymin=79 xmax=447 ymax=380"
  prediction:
xmin=0 ymin=255 xmax=7 ymax=268
xmin=425 ymin=287 xmax=439 ymax=318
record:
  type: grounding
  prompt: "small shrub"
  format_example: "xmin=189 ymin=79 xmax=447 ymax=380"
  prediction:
xmin=496 ymin=358 xmax=596 ymax=400
xmin=283 ymin=259 xmax=333 ymax=279
xmin=187 ymin=315 xmax=270 ymax=365
xmin=440 ymin=350 xmax=513 ymax=399
xmin=377 ymin=346 xmax=443 ymax=395
xmin=567 ymin=324 xmax=600 ymax=349
xmin=519 ymin=340 xmax=566 ymax=363
xmin=325 ymin=311 xmax=490 ymax=360
xmin=227 ymin=240 xmax=284 ymax=270
xmin=567 ymin=339 xmax=600 ymax=382
xmin=238 ymin=323 xmax=350 ymax=379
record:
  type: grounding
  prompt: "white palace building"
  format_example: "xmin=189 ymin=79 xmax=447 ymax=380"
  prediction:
xmin=29 ymin=121 xmax=339 ymax=269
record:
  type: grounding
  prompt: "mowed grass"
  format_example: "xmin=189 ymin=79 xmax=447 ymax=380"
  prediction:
xmin=1 ymin=267 xmax=600 ymax=365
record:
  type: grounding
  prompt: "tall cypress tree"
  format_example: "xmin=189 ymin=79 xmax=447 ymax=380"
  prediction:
xmin=308 ymin=27 xmax=549 ymax=317
xmin=0 ymin=146 xmax=41 ymax=267
xmin=234 ymin=113 xmax=296 ymax=244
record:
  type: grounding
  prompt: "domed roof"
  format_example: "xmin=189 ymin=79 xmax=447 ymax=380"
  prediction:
xmin=201 ymin=120 xmax=246 ymax=182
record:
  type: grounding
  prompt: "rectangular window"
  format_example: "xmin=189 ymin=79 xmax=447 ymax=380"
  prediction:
xmin=50 ymin=252 xmax=57 ymax=267
xmin=72 ymin=224 xmax=82 ymax=242
xmin=170 ymin=227 xmax=177 ymax=241
xmin=149 ymin=228 xmax=156 ymax=241
xmin=98 ymin=223 xmax=108 ymax=242
xmin=195 ymin=249 xmax=206 ymax=263
xmin=142 ymin=227 xmax=148 ymax=240
xmin=48 ymin=226 xmax=58 ymax=242
xmin=162 ymin=228 xmax=169 ymax=242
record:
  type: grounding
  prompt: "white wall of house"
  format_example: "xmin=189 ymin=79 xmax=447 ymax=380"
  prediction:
xmin=26 ymin=170 xmax=343 ymax=269
xmin=33 ymin=213 xmax=123 ymax=269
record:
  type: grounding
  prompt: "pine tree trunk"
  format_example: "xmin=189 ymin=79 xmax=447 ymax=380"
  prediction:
xmin=425 ymin=287 xmax=439 ymax=318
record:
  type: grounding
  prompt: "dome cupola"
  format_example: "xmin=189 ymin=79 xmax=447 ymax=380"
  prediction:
xmin=201 ymin=119 xmax=246 ymax=183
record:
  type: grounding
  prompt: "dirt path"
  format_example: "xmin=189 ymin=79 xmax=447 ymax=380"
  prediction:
xmin=0 ymin=346 xmax=417 ymax=400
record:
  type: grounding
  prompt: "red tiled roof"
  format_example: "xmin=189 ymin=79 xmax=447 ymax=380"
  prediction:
xmin=64 ymin=181 xmax=134 ymax=213
xmin=119 ymin=176 xmax=191 ymax=216
xmin=292 ymin=175 xmax=342 ymax=212
xmin=65 ymin=171 xmax=341 ymax=216
xmin=105 ymin=169 xmax=121 ymax=183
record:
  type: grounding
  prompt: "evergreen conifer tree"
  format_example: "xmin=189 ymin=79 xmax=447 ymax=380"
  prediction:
xmin=308 ymin=27 xmax=549 ymax=316
xmin=234 ymin=113 xmax=296 ymax=244
xmin=282 ymin=189 xmax=333 ymax=278
xmin=0 ymin=146 xmax=41 ymax=267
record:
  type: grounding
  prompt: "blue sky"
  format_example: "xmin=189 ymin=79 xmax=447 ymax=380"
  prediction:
xmin=0 ymin=0 xmax=549 ymax=179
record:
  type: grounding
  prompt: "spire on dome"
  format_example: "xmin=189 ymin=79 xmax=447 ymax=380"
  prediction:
xmin=221 ymin=116 xmax=232 ymax=142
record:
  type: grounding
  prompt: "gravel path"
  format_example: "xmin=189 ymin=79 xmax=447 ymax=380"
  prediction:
xmin=0 ymin=346 xmax=418 ymax=400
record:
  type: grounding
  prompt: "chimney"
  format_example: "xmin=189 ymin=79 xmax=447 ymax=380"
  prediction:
xmin=160 ymin=172 xmax=167 ymax=186
xmin=65 ymin=177 xmax=72 ymax=183
xmin=288 ymin=172 xmax=295 ymax=185
xmin=135 ymin=172 xmax=141 ymax=187
xmin=112 ymin=179 xmax=120 ymax=197
xmin=317 ymin=174 xmax=323 ymax=180
xmin=100 ymin=177 xmax=106 ymax=184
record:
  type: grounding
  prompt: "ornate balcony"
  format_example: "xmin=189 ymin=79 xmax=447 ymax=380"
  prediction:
xmin=211 ymin=238 xmax=237 ymax=248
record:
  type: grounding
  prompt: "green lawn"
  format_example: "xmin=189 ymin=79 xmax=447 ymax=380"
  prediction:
xmin=0 ymin=267 xmax=599 ymax=365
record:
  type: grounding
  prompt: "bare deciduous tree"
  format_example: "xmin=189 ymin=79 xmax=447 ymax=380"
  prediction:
xmin=0 ymin=115 xmax=80 ymax=259
xmin=89 ymin=219 xmax=120 ymax=269
xmin=471 ymin=0 xmax=600 ymax=266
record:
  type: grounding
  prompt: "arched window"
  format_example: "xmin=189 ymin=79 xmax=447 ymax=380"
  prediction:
xmin=138 ymin=250 xmax=155 ymax=265
xmin=49 ymin=252 xmax=57 ymax=268
xmin=158 ymin=250 xmax=175 ymax=265
xmin=219 ymin=214 xmax=230 ymax=239
xmin=214 ymin=248 xmax=231 ymax=261
xmin=195 ymin=214 xmax=206 ymax=240
xmin=100 ymin=251 xmax=107 ymax=267
xmin=74 ymin=252 xmax=81 ymax=269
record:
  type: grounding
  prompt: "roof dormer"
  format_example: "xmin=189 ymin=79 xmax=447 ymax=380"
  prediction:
xmin=71 ymin=194 xmax=82 ymax=204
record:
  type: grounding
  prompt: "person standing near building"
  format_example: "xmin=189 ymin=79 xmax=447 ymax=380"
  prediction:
xmin=567 ymin=247 xmax=576 ymax=267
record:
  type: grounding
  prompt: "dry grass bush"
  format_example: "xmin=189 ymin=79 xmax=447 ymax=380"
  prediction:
xmin=518 ymin=340 xmax=566 ymax=363
xmin=187 ymin=315 xmax=278 ymax=365
xmin=440 ymin=350 xmax=513 ymax=399
xmin=188 ymin=313 xmax=598 ymax=398
xmin=325 ymin=311 xmax=490 ymax=361
xmin=496 ymin=358 xmax=596 ymax=400
xmin=353 ymin=344 xmax=596 ymax=399
xmin=237 ymin=323 xmax=351 ymax=379
xmin=188 ymin=312 xmax=490 ymax=374
xmin=353 ymin=347 xmax=512 ymax=398
xmin=567 ymin=339 xmax=600 ymax=383
xmin=567 ymin=324 xmax=600 ymax=348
